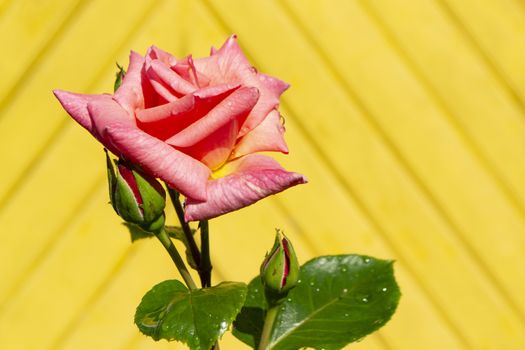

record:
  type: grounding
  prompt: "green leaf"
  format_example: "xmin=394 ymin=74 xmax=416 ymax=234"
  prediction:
xmin=232 ymin=277 xmax=267 ymax=348
xmin=135 ymin=280 xmax=248 ymax=350
xmin=270 ymin=255 xmax=400 ymax=350
xmin=123 ymin=222 xmax=153 ymax=242
xmin=165 ymin=225 xmax=196 ymax=241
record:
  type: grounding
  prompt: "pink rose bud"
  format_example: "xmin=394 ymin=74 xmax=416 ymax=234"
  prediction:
xmin=55 ymin=35 xmax=306 ymax=221
xmin=106 ymin=151 xmax=166 ymax=232
xmin=260 ymin=230 xmax=300 ymax=299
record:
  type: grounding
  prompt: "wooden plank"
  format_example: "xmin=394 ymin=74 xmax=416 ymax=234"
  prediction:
xmin=0 ymin=0 xmax=83 ymax=98
xmin=362 ymin=0 xmax=525 ymax=213
xmin=439 ymin=0 xmax=525 ymax=106
xmin=0 ymin=0 xmax=157 ymax=204
xmin=197 ymin=0 xmax=525 ymax=348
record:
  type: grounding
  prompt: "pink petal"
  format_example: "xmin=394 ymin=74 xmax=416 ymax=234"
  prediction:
xmin=184 ymin=154 xmax=307 ymax=221
xmin=87 ymin=96 xmax=135 ymax=144
xmin=114 ymin=51 xmax=145 ymax=115
xmin=53 ymin=89 xmax=105 ymax=131
xmin=193 ymin=35 xmax=251 ymax=85
xmin=166 ymin=86 xmax=259 ymax=148
xmin=238 ymin=74 xmax=289 ymax=137
xmin=180 ymin=119 xmax=240 ymax=170
xmin=233 ymin=109 xmax=288 ymax=158
xmin=136 ymin=95 xmax=195 ymax=124
xmin=146 ymin=45 xmax=177 ymax=66
xmin=149 ymin=59 xmax=196 ymax=95
xmin=193 ymin=35 xmax=289 ymax=137
xmin=106 ymin=125 xmax=210 ymax=201
xmin=147 ymin=76 xmax=180 ymax=102
xmin=135 ymin=94 xmax=196 ymax=140
xmin=172 ymin=55 xmax=211 ymax=88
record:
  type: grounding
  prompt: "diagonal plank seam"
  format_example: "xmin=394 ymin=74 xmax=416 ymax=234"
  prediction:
xmin=0 ymin=0 xmax=88 ymax=122
xmin=276 ymin=0 xmax=525 ymax=327
xmin=435 ymin=0 xmax=525 ymax=115
xmin=359 ymin=0 xmax=525 ymax=218
xmin=197 ymin=0 xmax=470 ymax=348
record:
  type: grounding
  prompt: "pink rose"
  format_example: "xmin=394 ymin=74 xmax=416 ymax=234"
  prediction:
xmin=54 ymin=35 xmax=306 ymax=221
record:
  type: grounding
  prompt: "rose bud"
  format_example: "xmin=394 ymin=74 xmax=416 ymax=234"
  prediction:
xmin=106 ymin=151 xmax=166 ymax=233
xmin=260 ymin=230 xmax=299 ymax=299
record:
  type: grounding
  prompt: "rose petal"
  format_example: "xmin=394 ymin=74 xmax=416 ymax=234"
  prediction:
xmin=87 ymin=96 xmax=135 ymax=139
xmin=149 ymin=59 xmax=196 ymax=95
xmin=114 ymin=51 xmax=145 ymax=115
xmin=173 ymin=55 xmax=211 ymax=88
xmin=146 ymin=45 xmax=177 ymax=66
xmin=135 ymin=94 xmax=195 ymax=140
xmin=238 ymin=74 xmax=289 ymax=137
xmin=184 ymin=154 xmax=307 ymax=221
xmin=166 ymin=86 xmax=259 ymax=148
xmin=193 ymin=35 xmax=289 ymax=137
xmin=136 ymin=95 xmax=195 ymax=124
xmin=53 ymin=89 xmax=106 ymax=131
xmin=106 ymin=125 xmax=210 ymax=201
xmin=180 ymin=119 xmax=240 ymax=170
xmin=233 ymin=109 xmax=288 ymax=158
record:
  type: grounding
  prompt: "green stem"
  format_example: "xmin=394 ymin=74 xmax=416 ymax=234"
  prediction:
xmin=154 ymin=228 xmax=197 ymax=290
xmin=258 ymin=305 xmax=279 ymax=350
xmin=199 ymin=220 xmax=212 ymax=287
xmin=166 ymin=186 xmax=202 ymax=269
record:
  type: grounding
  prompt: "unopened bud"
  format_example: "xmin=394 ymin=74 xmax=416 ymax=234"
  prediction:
xmin=260 ymin=230 xmax=299 ymax=298
xmin=106 ymin=151 xmax=166 ymax=232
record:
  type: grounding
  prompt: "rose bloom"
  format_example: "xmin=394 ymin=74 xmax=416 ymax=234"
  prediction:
xmin=54 ymin=35 xmax=306 ymax=221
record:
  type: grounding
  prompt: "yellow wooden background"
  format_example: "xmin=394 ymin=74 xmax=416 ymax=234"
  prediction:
xmin=1 ymin=0 xmax=525 ymax=349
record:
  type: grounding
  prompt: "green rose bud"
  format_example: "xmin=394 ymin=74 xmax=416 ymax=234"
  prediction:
xmin=106 ymin=151 xmax=166 ymax=232
xmin=260 ymin=230 xmax=300 ymax=299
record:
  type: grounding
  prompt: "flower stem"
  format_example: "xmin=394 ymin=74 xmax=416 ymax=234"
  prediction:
xmin=166 ymin=186 xmax=202 ymax=268
xmin=154 ymin=228 xmax=197 ymax=290
xmin=258 ymin=305 xmax=279 ymax=350
xmin=199 ymin=220 xmax=212 ymax=287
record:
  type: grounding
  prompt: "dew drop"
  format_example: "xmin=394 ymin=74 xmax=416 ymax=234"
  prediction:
xmin=316 ymin=288 xmax=320 ymax=292
xmin=382 ymin=287 xmax=388 ymax=292
xmin=341 ymin=267 xmax=347 ymax=272
xmin=344 ymin=313 xmax=349 ymax=317
xmin=297 ymin=279 xmax=302 ymax=284
xmin=364 ymin=258 xmax=371 ymax=264
xmin=362 ymin=297 xmax=369 ymax=303
xmin=287 ymin=298 xmax=292 ymax=302
xmin=254 ymin=289 xmax=259 ymax=293
xmin=309 ymin=281 xmax=315 ymax=286
xmin=342 ymin=288 xmax=348 ymax=293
